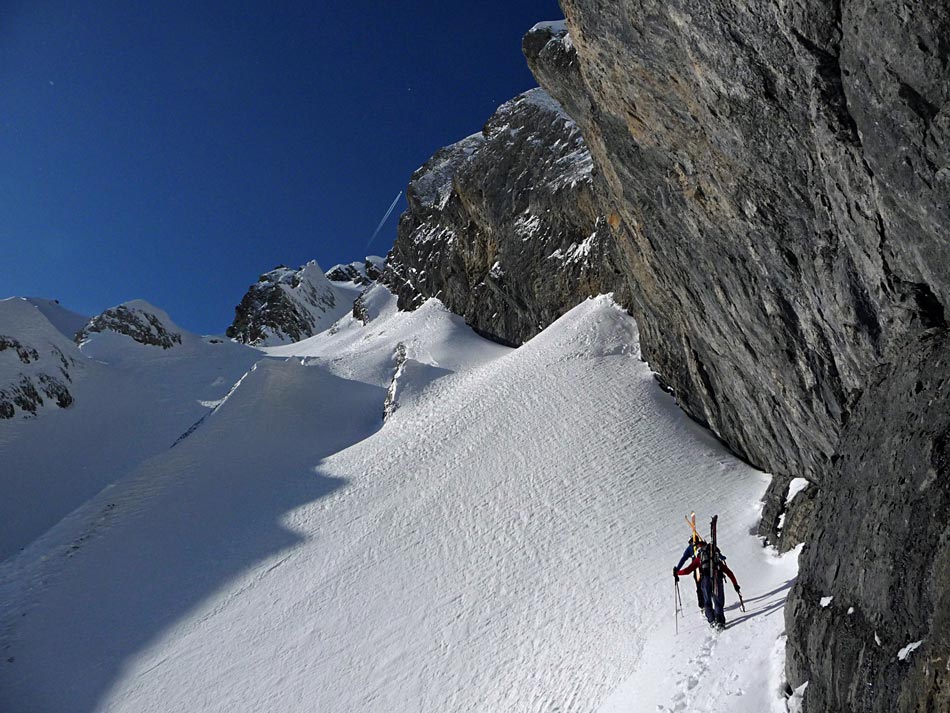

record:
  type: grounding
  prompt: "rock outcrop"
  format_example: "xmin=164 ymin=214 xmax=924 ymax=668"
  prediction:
xmin=326 ymin=256 xmax=386 ymax=286
xmin=523 ymin=4 xmax=949 ymax=710
xmin=382 ymin=88 xmax=631 ymax=346
xmin=76 ymin=301 xmax=183 ymax=349
xmin=0 ymin=340 xmax=75 ymax=418
xmin=227 ymin=261 xmax=358 ymax=346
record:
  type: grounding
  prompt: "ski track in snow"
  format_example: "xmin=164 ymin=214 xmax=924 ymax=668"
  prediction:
xmin=0 ymin=292 xmax=798 ymax=713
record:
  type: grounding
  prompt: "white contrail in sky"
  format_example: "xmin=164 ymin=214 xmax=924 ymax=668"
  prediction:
xmin=366 ymin=191 xmax=403 ymax=250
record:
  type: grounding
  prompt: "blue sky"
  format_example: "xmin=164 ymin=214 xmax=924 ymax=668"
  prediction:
xmin=0 ymin=0 xmax=562 ymax=333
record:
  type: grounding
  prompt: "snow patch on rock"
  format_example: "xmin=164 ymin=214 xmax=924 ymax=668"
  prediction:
xmin=897 ymin=640 xmax=923 ymax=662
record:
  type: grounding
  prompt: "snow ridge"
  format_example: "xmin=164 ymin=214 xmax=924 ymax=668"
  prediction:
xmin=1 ymin=292 xmax=795 ymax=713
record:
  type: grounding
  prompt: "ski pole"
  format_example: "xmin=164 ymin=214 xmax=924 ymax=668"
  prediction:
xmin=734 ymin=585 xmax=746 ymax=613
xmin=674 ymin=578 xmax=683 ymax=633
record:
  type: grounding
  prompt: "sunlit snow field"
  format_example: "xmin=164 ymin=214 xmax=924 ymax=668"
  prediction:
xmin=0 ymin=288 xmax=798 ymax=712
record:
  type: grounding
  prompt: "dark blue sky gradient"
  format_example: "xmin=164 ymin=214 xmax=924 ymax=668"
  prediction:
xmin=0 ymin=0 xmax=562 ymax=333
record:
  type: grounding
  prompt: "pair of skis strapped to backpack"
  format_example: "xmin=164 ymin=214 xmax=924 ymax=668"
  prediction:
xmin=710 ymin=515 xmax=719 ymax=596
xmin=677 ymin=513 xmax=746 ymax=625
xmin=683 ymin=513 xmax=721 ymax=594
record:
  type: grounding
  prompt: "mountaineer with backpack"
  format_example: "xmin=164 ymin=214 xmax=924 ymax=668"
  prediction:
xmin=673 ymin=515 xmax=742 ymax=630
xmin=674 ymin=536 xmax=706 ymax=609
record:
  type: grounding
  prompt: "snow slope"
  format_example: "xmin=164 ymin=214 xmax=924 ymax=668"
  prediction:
xmin=0 ymin=291 xmax=798 ymax=712
xmin=22 ymin=298 xmax=89 ymax=339
xmin=0 ymin=302 xmax=261 ymax=560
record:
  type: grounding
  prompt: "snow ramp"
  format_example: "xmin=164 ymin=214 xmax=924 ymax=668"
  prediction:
xmin=0 ymin=295 xmax=796 ymax=712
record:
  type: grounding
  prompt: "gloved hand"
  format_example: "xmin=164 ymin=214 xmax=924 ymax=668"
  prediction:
xmin=734 ymin=583 xmax=741 ymax=594
xmin=672 ymin=566 xmax=679 ymax=582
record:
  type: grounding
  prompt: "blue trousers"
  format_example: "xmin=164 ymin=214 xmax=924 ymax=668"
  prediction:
xmin=701 ymin=576 xmax=725 ymax=625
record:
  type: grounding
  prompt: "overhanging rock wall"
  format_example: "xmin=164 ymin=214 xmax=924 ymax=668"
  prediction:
xmin=524 ymin=3 xmax=949 ymax=710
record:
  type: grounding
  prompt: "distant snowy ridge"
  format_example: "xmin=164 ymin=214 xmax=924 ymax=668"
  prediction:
xmin=23 ymin=298 xmax=89 ymax=340
xmin=0 ymin=298 xmax=84 ymax=419
xmin=227 ymin=261 xmax=364 ymax=346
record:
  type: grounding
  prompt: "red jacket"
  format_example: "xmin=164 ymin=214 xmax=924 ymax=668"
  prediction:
xmin=677 ymin=555 xmax=740 ymax=589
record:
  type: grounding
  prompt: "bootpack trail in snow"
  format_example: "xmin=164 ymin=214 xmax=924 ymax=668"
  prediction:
xmin=0 ymin=290 xmax=800 ymax=713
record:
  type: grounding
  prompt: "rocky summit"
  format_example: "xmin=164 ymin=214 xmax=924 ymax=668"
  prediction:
xmin=76 ymin=301 xmax=183 ymax=349
xmin=227 ymin=261 xmax=359 ymax=347
xmin=326 ymin=257 xmax=386 ymax=286
xmin=382 ymin=87 xmax=631 ymax=347
xmin=523 ymin=3 xmax=949 ymax=710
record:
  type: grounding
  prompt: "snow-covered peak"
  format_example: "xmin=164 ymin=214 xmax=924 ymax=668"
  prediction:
xmin=0 ymin=297 xmax=85 ymax=418
xmin=76 ymin=300 xmax=185 ymax=350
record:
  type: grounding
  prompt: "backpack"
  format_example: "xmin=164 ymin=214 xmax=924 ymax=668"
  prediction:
xmin=699 ymin=543 xmax=723 ymax=578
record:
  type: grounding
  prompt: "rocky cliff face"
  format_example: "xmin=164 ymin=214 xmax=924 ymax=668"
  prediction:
xmin=524 ymin=3 xmax=949 ymax=710
xmin=526 ymin=4 xmax=949 ymax=482
xmin=227 ymin=261 xmax=359 ymax=346
xmin=786 ymin=328 xmax=950 ymax=712
xmin=382 ymin=88 xmax=631 ymax=346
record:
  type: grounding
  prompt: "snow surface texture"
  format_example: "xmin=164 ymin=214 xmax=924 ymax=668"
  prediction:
xmin=0 ymin=290 xmax=798 ymax=712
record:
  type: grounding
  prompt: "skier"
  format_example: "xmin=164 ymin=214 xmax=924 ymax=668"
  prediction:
xmin=674 ymin=541 xmax=741 ymax=630
xmin=673 ymin=537 xmax=705 ymax=609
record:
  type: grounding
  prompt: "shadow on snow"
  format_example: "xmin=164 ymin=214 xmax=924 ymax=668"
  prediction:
xmin=1 ymin=360 xmax=387 ymax=713
xmin=725 ymin=578 xmax=795 ymax=629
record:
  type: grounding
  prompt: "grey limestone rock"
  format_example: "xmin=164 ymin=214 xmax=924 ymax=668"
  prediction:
xmin=524 ymin=2 xmax=949 ymax=708
xmin=785 ymin=329 xmax=950 ymax=712
xmin=525 ymin=1 xmax=949 ymax=480
xmin=382 ymin=88 xmax=632 ymax=346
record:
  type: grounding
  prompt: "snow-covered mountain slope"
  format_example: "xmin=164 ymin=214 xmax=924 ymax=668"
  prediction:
xmin=0 ymin=302 xmax=261 ymax=560
xmin=22 ymin=298 xmax=89 ymax=340
xmin=0 ymin=297 xmax=85 ymax=420
xmin=0 ymin=290 xmax=798 ymax=713
xmin=227 ymin=261 xmax=364 ymax=346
